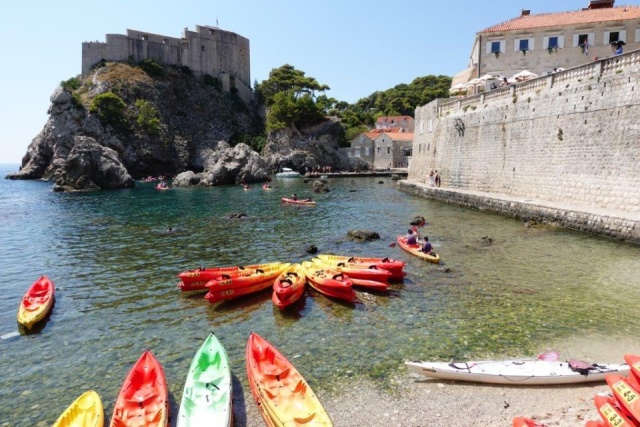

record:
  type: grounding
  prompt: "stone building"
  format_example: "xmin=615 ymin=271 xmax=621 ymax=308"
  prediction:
xmin=375 ymin=116 xmax=415 ymax=132
xmin=345 ymin=132 xmax=377 ymax=167
xmin=454 ymin=0 xmax=640 ymax=87
xmin=373 ymin=132 xmax=413 ymax=169
xmin=82 ymin=25 xmax=252 ymax=104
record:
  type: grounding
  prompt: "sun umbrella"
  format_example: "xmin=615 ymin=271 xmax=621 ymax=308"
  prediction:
xmin=510 ymin=70 xmax=538 ymax=81
xmin=449 ymin=83 xmax=466 ymax=92
xmin=478 ymin=74 xmax=496 ymax=81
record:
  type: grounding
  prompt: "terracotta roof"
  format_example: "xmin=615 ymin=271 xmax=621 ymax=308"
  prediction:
xmin=375 ymin=116 xmax=413 ymax=123
xmin=369 ymin=127 xmax=403 ymax=133
xmin=377 ymin=132 xmax=414 ymax=142
xmin=362 ymin=132 xmax=379 ymax=139
xmin=481 ymin=5 xmax=640 ymax=33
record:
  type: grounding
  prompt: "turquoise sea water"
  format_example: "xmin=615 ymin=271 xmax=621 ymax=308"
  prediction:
xmin=1 ymin=164 xmax=640 ymax=425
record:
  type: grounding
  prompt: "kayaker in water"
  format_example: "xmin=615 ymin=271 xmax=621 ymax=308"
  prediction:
xmin=406 ymin=229 xmax=418 ymax=245
xmin=420 ymin=237 xmax=433 ymax=255
xmin=292 ymin=193 xmax=298 ymax=201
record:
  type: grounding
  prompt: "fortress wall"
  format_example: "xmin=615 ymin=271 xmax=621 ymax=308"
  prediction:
xmin=409 ymin=50 xmax=640 ymax=215
xmin=81 ymin=26 xmax=251 ymax=104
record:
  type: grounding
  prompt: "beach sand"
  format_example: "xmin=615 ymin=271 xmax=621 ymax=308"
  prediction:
xmin=233 ymin=336 xmax=640 ymax=426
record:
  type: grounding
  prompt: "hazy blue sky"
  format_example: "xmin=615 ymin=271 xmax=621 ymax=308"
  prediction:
xmin=0 ymin=0 xmax=627 ymax=163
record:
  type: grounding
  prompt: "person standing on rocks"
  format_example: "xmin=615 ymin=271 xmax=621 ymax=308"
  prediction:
xmin=434 ymin=170 xmax=441 ymax=187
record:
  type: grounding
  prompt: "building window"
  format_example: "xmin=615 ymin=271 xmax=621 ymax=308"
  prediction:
xmin=609 ymin=31 xmax=620 ymax=43
xmin=578 ymin=34 xmax=589 ymax=47
xmin=377 ymin=147 xmax=380 ymax=154
xmin=548 ymin=36 xmax=559 ymax=48
xmin=142 ymin=35 xmax=149 ymax=41
xmin=163 ymin=39 xmax=168 ymax=44
xmin=491 ymin=41 xmax=501 ymax=53
xmin=387 ymin=147 xmax=391 ymax=155
xmin=365 ymin=147 xmax=370 ymax=156
xmin=201 ymin=45 xmax=205 ymax=52
xmin=519 ymin=39 xmax=529 ymax=51
xmin=208 ymin=30 xmax=213 ymax=35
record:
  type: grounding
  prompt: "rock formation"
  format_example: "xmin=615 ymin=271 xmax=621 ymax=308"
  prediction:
xmin=5 ymin=62 xmax=354 ymax=191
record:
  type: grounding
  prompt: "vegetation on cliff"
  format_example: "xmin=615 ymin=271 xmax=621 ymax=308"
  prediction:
xmin=255 ymin=64 xmax=452 ymax=145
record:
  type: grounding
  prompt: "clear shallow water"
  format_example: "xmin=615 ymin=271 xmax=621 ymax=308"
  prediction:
xmin=1 ymin=164 xmax=640 ymax=425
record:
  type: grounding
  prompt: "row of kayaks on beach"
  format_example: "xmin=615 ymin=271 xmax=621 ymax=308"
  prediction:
xmin=51 ymin=332 xmax=332 ymax=427
xmin=177 ymin=255 xmax=408 ymax=306
xmin=512 ymin=354 xmax=640 ymax=426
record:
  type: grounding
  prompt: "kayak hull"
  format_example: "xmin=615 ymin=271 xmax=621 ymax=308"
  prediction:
xmin=205 ymin=278 xmax=276 ymax=303
xmin=272 ymin=264 xmax=306 ymax=309
xmin=178 ymin=263 xmax=278 ymax=290
xmin=177 ymin=333 xmax=232 ymax=427
xmin=110 ymin=350 xmax=169 ymax=427
xmin=281 ymin=197 xmax=316 ymax=205
xmin=205 ymin=263 xmax=290 ymax=293
xmin=405 ymin=360 xmax=629 ymax=385
xmin=53 ymin=390 xmax=104 ymax=427
xmin=17 ymin=275 xmax=55 ymax=330
xmin=301 ymin=261 xmax=355 ymax=303
xmin=397 ymin=236 xmax=440 ymax=264
xmin=311 ymin=258 xmax=391 ymax=283
xmin=245 ymin=332 xmax=333 ymax=427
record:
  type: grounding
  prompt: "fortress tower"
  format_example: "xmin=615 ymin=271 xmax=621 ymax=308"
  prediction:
xmin=82 ymin=25 xmax=252 ymax=104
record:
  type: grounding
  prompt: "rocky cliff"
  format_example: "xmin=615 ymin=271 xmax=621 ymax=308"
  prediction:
xmin=6 ymin=61 xmax=350 ymax=191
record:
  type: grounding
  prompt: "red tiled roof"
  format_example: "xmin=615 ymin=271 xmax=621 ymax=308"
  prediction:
xmin=377 ymin=132 xmax=414 ymax=142
xmin=375 ymin=116 xmax=413 ymax=123
xmin=481 ymin=5 xmax=640 ymax=33
xmin=362 ymin=132 xmax=379 ymax=139
xmin=369 ymin=127 xmax=403 ymax=133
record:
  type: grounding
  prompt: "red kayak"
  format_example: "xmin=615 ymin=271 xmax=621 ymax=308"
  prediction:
xmin=593 ymin=394 xmax=635 ymax=427
xmin=272 ymin=264 xmax=306 ymax=310
xmin=349 ymin=277 xmax=389 ymax=292
xmin=606 ymin=374 xmax=640 ymax=422
xmin=281 ymin=197 xmax=316 ymax=205
xmin=110 ymin=349 xmax=169 ymax=427
xmin=205 ymin=279 xmax=275 ymax=303
xmin=205 ymin=263 xmax=290 ymax=292
xmin=301 ymin=261 xmax=355 ymax=303
xmin=17 ymin=275 xmax=55 ymax=329
xmin=178 ymin=263 xmax=277 ymax=291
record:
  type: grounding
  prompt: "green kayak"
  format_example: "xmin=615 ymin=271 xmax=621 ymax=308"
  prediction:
xmin=177 ymin=332 xmax=233 ymax=426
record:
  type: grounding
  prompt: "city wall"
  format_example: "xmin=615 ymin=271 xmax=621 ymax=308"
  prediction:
xmin=403 ymin=50 xmax=640 ymax=242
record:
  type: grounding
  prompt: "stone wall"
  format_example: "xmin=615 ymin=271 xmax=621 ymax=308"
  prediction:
xmin=398 ymin=181 xmax=640 ymax=243
xmin=82 ymin=25 xmax=252 ymax=104
xmin=410 ymin=49 xmax=640 ymax=218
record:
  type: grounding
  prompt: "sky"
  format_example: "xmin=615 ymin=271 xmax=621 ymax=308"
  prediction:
xmin=0 ymin=0 xmax=630 ymax=164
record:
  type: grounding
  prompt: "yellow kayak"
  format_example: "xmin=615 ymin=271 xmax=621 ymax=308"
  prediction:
xmin=397 ymin=236 xmax=440 ymax=264
xmin=52 ymin=390 xmax=104 ymax=427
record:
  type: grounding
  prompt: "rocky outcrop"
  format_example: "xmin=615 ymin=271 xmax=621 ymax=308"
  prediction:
xmin=262 ymin=120 xmax=350 ymax=173
xmin=6 ymin=62 xmax=354 ymax=191
xmin=52 ymin=137 xmax=134 ymax=191
xmin=173 ymin=143 xmax=268 ymax=186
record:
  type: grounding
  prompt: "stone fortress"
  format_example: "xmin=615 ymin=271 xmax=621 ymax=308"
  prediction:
xmin=82 ymin=25 xmax=252 ymax=105
xmin=403 ymin=1 xmax=640 ymax=243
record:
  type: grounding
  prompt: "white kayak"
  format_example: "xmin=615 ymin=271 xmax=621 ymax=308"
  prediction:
xmin=405 ymin=358 xmax=629 ymax=385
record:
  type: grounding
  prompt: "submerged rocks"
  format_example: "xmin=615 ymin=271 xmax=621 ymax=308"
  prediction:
xmin=347 ymin=230 xmax=380 ymax=242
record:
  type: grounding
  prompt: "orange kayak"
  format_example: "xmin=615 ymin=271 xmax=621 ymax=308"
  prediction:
xmin=606 ymin=374 xmax=640 ymax=422
xmin=205 ymin=263 xmax=290 ymax=292
xmin=178 ymin=263 xmax=279 ymax=291
xmin=512 ymin=417 xmax=547 ymax=427
xmin=311 ymin=258 xmax=391 ymax=283
xmin=272 ymin=264 xmax=306 ymax=310
xmin=245 ymin=332 xmax=333 ymax=427
xmin=301 ymin=261 xmax=355 ymax=303
xmin=110 ymin=350 xmax=169 ymax=427
xmin=397 ymin=236 xmax=440 ymax=264
xmin=594 ymin=394 xmax=636 ymax=427
xmin=624 ymin=354 xmax=640 ymax=384
xmin=17 ymin=275 xmax=55 ymax=329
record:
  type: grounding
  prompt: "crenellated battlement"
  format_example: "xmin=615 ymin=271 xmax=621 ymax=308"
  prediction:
xmin=81 ymin=25 xmax=252 ymax=104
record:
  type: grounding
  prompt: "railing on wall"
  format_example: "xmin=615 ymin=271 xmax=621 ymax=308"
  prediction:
xmin=435 ymin=48 xmax=640 ymax=116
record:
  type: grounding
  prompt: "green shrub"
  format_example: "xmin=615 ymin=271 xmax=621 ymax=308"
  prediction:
xmin=61 ymin=77 xmax=82 ymax=91
xmin=180 ymin=65 xmax=192 ymax=75
xmin=90 ymin=92 xmax=126 ymax=127
xmin=71 ymin=92 xmax=84 ymax=109
xmin=134 ymin=99 xmax=161 ymax=135
xmin=139 ymin=59 xmax=164 ymax=77
xmin=203 ymin=74 xmax=221 ymax=89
